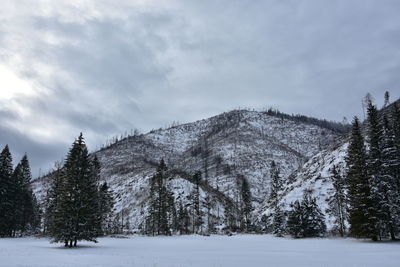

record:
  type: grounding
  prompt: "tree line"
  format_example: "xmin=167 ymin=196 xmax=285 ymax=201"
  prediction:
xmin=264 ymin=108 xmax=350 ymax=134
xmin=143 ymin=160 xmax=253 ymax=236
xmin=1 ymin=133 xmax=115 ymax=247
xmin=0 ymin=145 xmax=41 ymax=237
xmin=2 ymin=93 xmax=399 ymax=242
xmin=265 ymin=93 xmax=400 ymax=240
xmin=261 ymin=161 xmax=327 ymax=238
xmin=346 ymin=94 xmax=400 ymax=240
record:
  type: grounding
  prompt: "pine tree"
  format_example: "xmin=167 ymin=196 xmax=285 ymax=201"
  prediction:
xmin=379 ymin=115 xmax=399 ymax=239
xmin=272 ymin=205 xmax=285 ymax=237
xmin=205 ymin=194 xmax=214 ymax=234
xmin=44 ymin=162 xmax=63 ymax=236
xmin=224 ymin=200 xmax=236 ymax=232
xmin=31 ymin=194 xmax=42 ymax=234
xmin=167 ymin=190 xmax=177 ymax=234
xmin=240 ymin=177 xmax=252 ymax=232
xmin=191 ymin=171 xmax=204 ymax=234
xmin=327 ymin=165 xmax=347 ymax=236
xmin=391 ymin=103 xmax=400 ymax=237
xmin=146 ymin=159 xmax=175 ymax=235
xmin=260 ymin=214 xmax=269 ymax=233
xmin=366 ymin=102 xmax=383 ymax=239
xmin=384 ymin=91 xmax=390 ymax=107
xmin=0 ymin=145 xmax=14 ymax=237
xmin=286 ymin=200 xmax=302 ymax=238
xmin=392 ymin=103 xmax=400 ymax=156
xmin=346 ymin=117 xmax=377 ymax=240
xmin=177 ymin=202 xmax=190 ymax=234
xmin=270 ymin=161 xmax=283 ymax=234
xmin=301 ymin=194 xmax=326 ymax=237
xmin=286 ymin=194 xmax=326 ymax=238
xmin=11 ymin=158 xmax=23 ymax=236
xmin=98 ymin=182 xmax=115 ymax=235
xmin=270 ymin=161 xmax=282 ymax=205
xmin=17 ymin=155 xmax=37 ymax=234
xmin=48 ymin=133 xmax=102 ymax=247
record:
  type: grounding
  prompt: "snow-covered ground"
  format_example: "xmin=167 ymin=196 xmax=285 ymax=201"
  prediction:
xmin=1 ymin=235 xmax=399 ymax=267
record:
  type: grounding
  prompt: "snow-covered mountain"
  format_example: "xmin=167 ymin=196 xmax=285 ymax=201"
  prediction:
xmin=256 ymin=136 xmax=349 ymax=230
xmin=257 ymin=99 xmax=400 ymax=231
xmin=32 ymin=109 xmax=342 ymax=231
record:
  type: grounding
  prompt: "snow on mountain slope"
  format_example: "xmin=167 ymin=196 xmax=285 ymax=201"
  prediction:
xmin=256 ymin=137 xmax=349 ymax=230
xmin=32 ymin=109 xmax=341 ymax=231
xmin=256 ymin=99 xmax=400 ymax=231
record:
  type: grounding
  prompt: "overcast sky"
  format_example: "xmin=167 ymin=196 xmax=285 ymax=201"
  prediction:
xmin=1 ymin=0 xmax=399 ymax=177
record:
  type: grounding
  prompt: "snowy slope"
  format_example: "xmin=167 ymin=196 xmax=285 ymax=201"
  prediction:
xmin=256 ymin=136 xmax=349 ymax=230
xmin=257 ymin=99 xmax=400 ymax=231
xmin=32 ymin=109 xmax=340 ymax=231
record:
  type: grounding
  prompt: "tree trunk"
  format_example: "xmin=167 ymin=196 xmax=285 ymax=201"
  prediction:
xmin=69 ymin=240 xmax=73 ymax=248
xmin=74 ymin=238 xmax=77 ymax=247
xmin=64 ymin=240 xmax=68 ymax=247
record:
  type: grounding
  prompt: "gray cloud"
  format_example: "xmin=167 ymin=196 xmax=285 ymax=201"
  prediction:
xmin=0 ymin=0 xmax=400 ymax=176
xmin=0 ymin=125 xmax=67 ymax=176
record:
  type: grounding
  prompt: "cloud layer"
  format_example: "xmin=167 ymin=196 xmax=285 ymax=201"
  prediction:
xmin=1 ymin=0 xmax=399 ymax=176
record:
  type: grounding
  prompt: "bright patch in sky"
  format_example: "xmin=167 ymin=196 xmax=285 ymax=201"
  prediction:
xmin=0 ymin=65 xmax=35 ymax=100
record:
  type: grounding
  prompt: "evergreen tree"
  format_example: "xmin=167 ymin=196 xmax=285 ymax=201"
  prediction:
xmin=272 ymin=205 xmax=285 ymax=237
xmin=98 ymin=182 xmax=115 ymax=235
xmin=379 ymin=115 xmax=400 ymax=239
xmin=0 ymin=145 xmax=14 ymax=237
xmin=224 ymin=200 xmax=237 ymax=232
xmin=48 ymin=133 xmax=102 ymax=247
xmin=384 ymin=91 xmax=390 ymax=107
xmin=146 ymin=159 xmax=175 ymax=235
xmin=286 ymin=194 xmax=326 ymax=238
xmin=167 ymin=190 xmax=177 ymax=234
xmin=11 ymin=158 xmax=23 ymax=236
xmin=191 ymin=171 xmax=204 ymax=234
xmin=392 ymin=103 xmax=400 ymax=157
xmin=286 ymin=200 xmax=303 ymax=238
xmin=301 ymin=194 xmax=326 ymax=237
xmin=240 ymin=177 xmax=252 ymax=232
xmin=205 ymin=194 xmax=214 ymax=234
xmin=44 ymin=162 xmax=63 ymax=236
xmin=260 ymin=214 xmax=269 ymax=233
xmin=327 ymin=165 xmax=347 ymax=237
xmin=270 ymin=161 xmax=282 ymax=205
xmin=365 ymin=102 xmax=383 ymax=239
xmin=12 ymin=155 xmax=38 ymax=235
xmin=177 ymin=202 xmax=190 ymax=234
xmin=269 ymin=161 xmax=283 ymax=234
xmin=31 ymin=194 xmax=42 ymax=234
xmin=391 ymin=103 xmax=400 ymax=236
xmin=346 ymin=117 xmax=377 ymax=240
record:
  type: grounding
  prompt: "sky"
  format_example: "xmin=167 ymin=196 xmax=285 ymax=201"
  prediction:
xmin=0 ymin=0 xmax=399 ymax=177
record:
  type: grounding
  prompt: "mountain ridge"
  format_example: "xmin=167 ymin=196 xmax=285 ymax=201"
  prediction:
xmin=32 ymin=108 xmax=343 ymax=232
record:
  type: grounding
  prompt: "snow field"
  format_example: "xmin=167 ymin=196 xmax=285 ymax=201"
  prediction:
xmin=0 ymin=235 xmax=399 ymax=267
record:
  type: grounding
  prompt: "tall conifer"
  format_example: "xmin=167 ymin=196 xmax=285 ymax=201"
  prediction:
xmin=346 ymin=117 xmax=377 ymax=240
xmin=0 ymin=145 xmax=14 ymax=237
xmin=328 ymin=165 xmax=347 ymax=236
